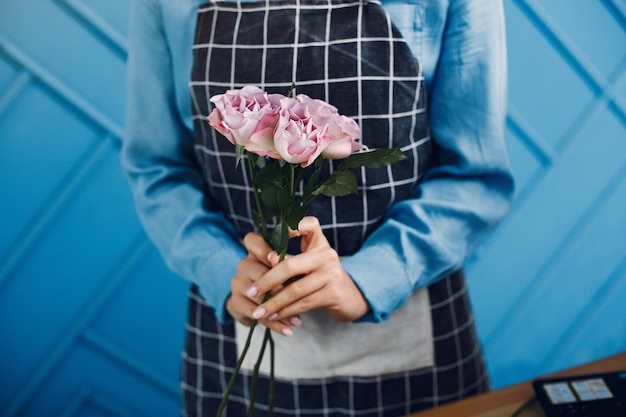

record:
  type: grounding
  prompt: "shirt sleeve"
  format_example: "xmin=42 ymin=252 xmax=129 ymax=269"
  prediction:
xmin=122 ymin=0 xmax=247 ymax=322
xmin=343 ymin=0 xmax=515 ymax=322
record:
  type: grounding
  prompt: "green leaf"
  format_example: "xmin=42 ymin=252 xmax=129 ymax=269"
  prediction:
xmin=260 ymin=185 xmax=294 ymax=216
xmin=312 ymin=170 xmax=358 ymax=197
xmin=254 ymin=161 xmax=287 ymax=188
xmin=252 ymin=162 xmax=293 ymax=215
xmin=286 ymin=204 xmax=309 ymax=230
xmin=337 ymin=148 xmax=407 ymax=170
xmin=270 ymin=218 xmax=290 ymax=255
xmin=303 ymin=158 xmax=324 ymax=201
xmin=257 ymin=157 xmax=266 ymax=169
xmin=251 ymin=210 xmax=266 ymax=231
xmin=294 ymin=165 xmax=307 ymax=191
xmin=235 ymin=145 xmax=245 ymax=168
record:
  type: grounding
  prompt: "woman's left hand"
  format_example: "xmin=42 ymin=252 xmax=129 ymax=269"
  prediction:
xmin=246 ymin=216 xmax=370 ymax=322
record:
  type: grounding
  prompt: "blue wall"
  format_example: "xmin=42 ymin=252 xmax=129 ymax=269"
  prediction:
xmin=1 ymin=0 xmax=625 ymax=415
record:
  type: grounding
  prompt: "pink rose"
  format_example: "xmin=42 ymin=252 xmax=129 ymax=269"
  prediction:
xmin=293 ymin=94 xmax=366 ymax=161
xmin=274 ymin=96 xmax=335 ymax=167
xmin=207 ymin=88 xmax=365 ymax=165
xmin=320 ymin=114 xmax=365 ymax=160
xmin=207 ymin=86 xmax=283 ymax=158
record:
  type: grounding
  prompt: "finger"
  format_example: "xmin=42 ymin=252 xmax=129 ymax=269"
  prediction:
xmin=237 ymin=255 xmax=268 ymax=280
xmin=286 ymin=315 xmax=303 ymax=326
xmin=291 ymin=216 xmax=330 ymax=252
xmin=245 ymin=259 xmax=299 ymax=300
xmin=267 ymin=250 xmax=281 ymax=267
xmin=229 ymin=288 xmax=295 ymax=336
xmin=227 ymin=292 xmax=260 ymax=327
xmin=237 ymin=305 xmax=295 ymax=336
xmin=250 ymin=245 xmax=337 ymax=297
xmin=258 ymin=318 xmax=295 ymax=337
xmin=292 ymin=216 xmax=321 ymax=235
xmin=252 ymin=273 xmax=326 ymax=320
xmin=268 ymin=294 xmax=323 ymax=321
xmin=234 ymin=259 xmax=269 ymax=304
xmin=289 ymin=216 xmax=321 ymax=239
xmin=243 ymin=232 xmax=274 ymax=267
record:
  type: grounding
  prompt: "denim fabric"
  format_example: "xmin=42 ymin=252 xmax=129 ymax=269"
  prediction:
xmin=122 ymin=0 xmax=514 ymax=323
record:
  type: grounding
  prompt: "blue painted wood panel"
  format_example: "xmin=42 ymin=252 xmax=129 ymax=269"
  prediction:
xmin=0 ymin=0 xmax=625 ymax=415
xmin=0 ymin=1 xmax=187 ymax=416
xmin=466 ymin=0 xmax=626 ymax=388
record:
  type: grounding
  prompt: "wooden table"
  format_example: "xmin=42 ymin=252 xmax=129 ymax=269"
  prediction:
xmin=407 ymin=352 xmax=626 ymax=417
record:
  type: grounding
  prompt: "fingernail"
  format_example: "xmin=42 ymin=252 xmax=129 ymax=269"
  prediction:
xmin=282 ymin=327 xmax=293 ymax=337
xmin=268 ymin=312 xmax=279 ymax=320
xmin=252 ymin=307 xmax=266 ymax=319
xmin=289 ymin=316 xmax=302 ymax=326
xmin=267 ymin=251 xmax=277 ymax=263
xmin=246 ymin=285 xmax=258 ymax=298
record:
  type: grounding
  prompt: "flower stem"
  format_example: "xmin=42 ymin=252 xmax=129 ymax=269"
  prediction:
xmin=289 ymin=164 xmax=296 ymax=196
xmin=247 ymin=327 xmax=271 ymax=417
xmin=215 ymin=319 xmax=259 ymax=417
xmin=268 ymin=333 xmax=275 ymax=417
xmin=215 ymin=293 xmax=271 ymax=417
xmin=248 ymin=154 xmax=267 ymax=237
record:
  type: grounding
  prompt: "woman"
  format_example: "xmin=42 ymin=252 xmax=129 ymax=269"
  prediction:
xmin=122 ymin=0 xmax=514 ymax=415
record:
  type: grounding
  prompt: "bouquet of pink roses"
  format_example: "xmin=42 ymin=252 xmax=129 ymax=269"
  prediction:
xmin=207 ymin=85 xmax=405 ymax=416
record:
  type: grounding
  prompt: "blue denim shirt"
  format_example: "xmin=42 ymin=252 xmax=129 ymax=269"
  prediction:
xmin=122 ymin=0 xmax=514 ymax=322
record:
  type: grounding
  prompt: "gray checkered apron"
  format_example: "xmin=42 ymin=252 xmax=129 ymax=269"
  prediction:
xmin=186 ymin=0 xmax=490 ymax=415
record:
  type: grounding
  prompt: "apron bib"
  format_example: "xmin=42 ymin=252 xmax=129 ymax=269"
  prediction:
xmin=190 ymin=0 xmax=434 ymax=380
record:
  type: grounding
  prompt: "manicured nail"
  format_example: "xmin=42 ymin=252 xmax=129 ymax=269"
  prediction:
xmin=246 ymin=285 xmax=258 ymax=297
xmin=289 ymin=316 xmax=302 ymax=326
xmin=282 ymin=327 xmax=293 ymax=336
xmin=268 ymin=312 xmax=279 ymax=320
xmin=252 ymin=307 xmax=266 ymax=319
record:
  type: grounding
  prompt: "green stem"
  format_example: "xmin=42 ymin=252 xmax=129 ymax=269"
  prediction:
xmin=248 ymin=154 xmax=267 ymax=237
xmin=268 ymin=333 xmax=275 ymax=417
xmin=287 ymin=82 xmax=296 ymax=98
xmin=247 ymin=327 xmax=271 ymax=417
xmin=224 ymin=156 xmax=292 ymax=417
xmin=216 ymin=293 xmax=271 ymax=417
xmin=289 ymin=164 xmax=296 ymax=196
xmin=215 ymin=319 xmax=259 ymax=417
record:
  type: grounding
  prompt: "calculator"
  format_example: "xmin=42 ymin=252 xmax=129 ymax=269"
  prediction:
xmin=532 ymin=370 xmax=626 ymax=417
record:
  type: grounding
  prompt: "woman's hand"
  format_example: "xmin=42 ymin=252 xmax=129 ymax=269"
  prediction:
xmin=226 ymin=234 xmax=301 ymax=336
xmin=247 ymin=216 xmax=370 ymax=324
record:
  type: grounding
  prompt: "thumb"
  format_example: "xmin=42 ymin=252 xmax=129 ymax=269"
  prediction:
xmin=291 ymin=216 xmax=328 ymax=251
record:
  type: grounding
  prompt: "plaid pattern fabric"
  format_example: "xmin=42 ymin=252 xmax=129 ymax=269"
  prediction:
xmin=185 ymin=0 xmax=489 ymax=415
xmin=190 ymin=0 xmax=432 ymax=256
xmin=181 ymin=271 xmax=490 ymax=417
